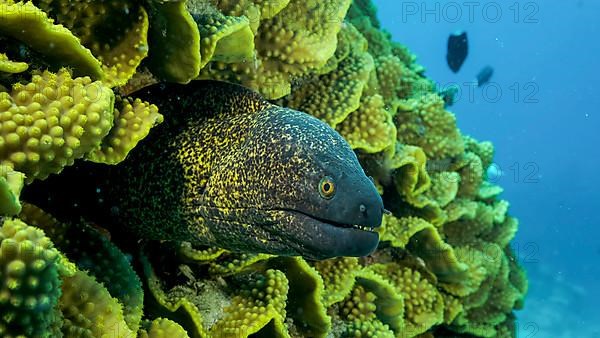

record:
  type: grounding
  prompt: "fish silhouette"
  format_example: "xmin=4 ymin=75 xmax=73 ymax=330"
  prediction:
xmin=447 ymin=30 xmax=468 ymax=73
xmin=477 ymin=66 xmax=494 ymax=86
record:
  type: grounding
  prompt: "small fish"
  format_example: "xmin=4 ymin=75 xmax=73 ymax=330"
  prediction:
xmin=446 ymin=30 xmax=468 ymax=73
xmin=438 ymin=85 xmax=459 ymax=107
xmin=476 ymin=65 xmax=494 ymax=86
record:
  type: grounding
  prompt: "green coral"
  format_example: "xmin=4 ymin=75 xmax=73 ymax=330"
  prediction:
xmin=19 ymin=203 xmax=144 ymax=333
xmin=0 ymin=218 xmax=62 ymax=338
xmin=0 ymin=165 xmax=24 ymax=216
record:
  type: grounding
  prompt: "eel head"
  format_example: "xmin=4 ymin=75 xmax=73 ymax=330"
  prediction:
xmin=198 ymin=106 xmax=384 ymax=260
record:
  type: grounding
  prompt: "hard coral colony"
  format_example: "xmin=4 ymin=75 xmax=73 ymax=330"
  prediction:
xmin=0 ymin=0 xmax=527 ymax=338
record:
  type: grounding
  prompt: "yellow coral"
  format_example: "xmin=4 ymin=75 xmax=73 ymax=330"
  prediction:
xmin=267 ymin=257 xmax=331 ymax=337
xmin=381 ymin=215 xmax=468 ymax=284
xmin=35 ymin=0 xmax=150 ymax=87
xmin=464 ymin=135 xmax=494 ymax=171
xmin=199 ymin=0 xmax=353 ymax=99
xmin=425 ymin=171 xmax=460 ymax=208
xmin=282 ymin=24 xmax=374 ymax=126
xmin=369 ymin=263 xmax=444 ymax=336
xmin=59 ymin=270 xmax=133 ymax=338
xmin=146 ymin=0 xmax=201 ymax=83
xmin=257 ymin=0 xmax=352 ymax=74
xmin=453 ymin=152 xmax=485 ymax=198
xmin=441 ymin=292 xmax=463 ymax=324
xmin=178 ymin=242 xmax=227 ymax=262
xmin=451 ymin=253 xmax=524 ymax=337
xmin=206 ymin=0 xmax=291 ymax=27
xmin=86 ymin=97 xmax=163 ymax=165
xmin=209 ymin=252 xmax=273 ymax=275
xmin=337 ymin=93 xmax=397 ymax=153
xmin=444 ymin=201 xmax=506 ymax=247
xmin=395 ymin=94 xmax=464 ymax=160
xmin=478 ymin=181 xmax=504 ymax=200
xmin=312 ymin=257 xmax=359 ymax=306
xmin=441 ymin=245 xmax=489 ymax=297
xmin=197 ymin=14 xmax=255 ymax=67
xmin=141 ymin=253 xmax=207 ymax=337
xmin=354 ymin=270 xmax=405 ymax=333
xmin=444 ymin=198 xmax=479 ymax=223
xmin=389 ymin=144 xmax=431 ymax=206
xmin=138 ymin=318 xmax=190 ymax=338
xmin=372 ymin=54 xmax=431 ymax=106
xmin=341 ymin=285 xmax=396 ymax=338
xmin=210 ymin=269 xmax=290 ymax=337
xmin=0 ymin=1 xmax=104 ymax=79
xmin=0 ymin=53 xmax=28 ymax=74
xmin=0 ymin=69 xmax=114 ymax=182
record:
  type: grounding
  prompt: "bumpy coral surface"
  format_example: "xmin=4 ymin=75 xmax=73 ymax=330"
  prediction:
xmin=0 ymin=69 xmax=114 ymax=182
xmin=0 ymin=0 xmax=527 ymax=337
xmin=0 ymin=218 xmax=62 ymax=337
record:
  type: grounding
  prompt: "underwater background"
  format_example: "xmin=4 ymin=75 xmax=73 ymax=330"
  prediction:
xmin=2 ymin=0 xmax=596 ymax=337
xmin=375 ymin=0 xmax=600 ymax=336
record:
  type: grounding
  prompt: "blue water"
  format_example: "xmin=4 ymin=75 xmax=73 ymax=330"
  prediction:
xmin=376 ymin=0 xmax=600 ymax=336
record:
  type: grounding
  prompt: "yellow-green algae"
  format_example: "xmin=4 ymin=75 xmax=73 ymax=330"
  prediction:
xmin=0 ymin=0 xmax=527 ymax=337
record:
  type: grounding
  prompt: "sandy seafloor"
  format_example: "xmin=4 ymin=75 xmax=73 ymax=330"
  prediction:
xmin=375 ymin=0 xmax=600 ymax=336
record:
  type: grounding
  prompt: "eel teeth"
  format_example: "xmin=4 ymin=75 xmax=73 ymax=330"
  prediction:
xmin=351 ymin=224 xmax=376 ymax=232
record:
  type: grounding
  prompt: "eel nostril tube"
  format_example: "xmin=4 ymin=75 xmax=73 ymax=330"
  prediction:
xmin=359 ymin=204 xmax=367 ymax=213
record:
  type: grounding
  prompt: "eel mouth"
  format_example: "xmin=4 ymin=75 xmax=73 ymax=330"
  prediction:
xmin=306 ymin=214 xmax=379 ymax=233
xmin=274 ymin=209 xmax=381 ymax=260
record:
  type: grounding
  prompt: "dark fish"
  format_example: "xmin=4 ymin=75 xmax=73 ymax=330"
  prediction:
xmin=477 ymin=65 xmax=494 ymax=86
xmin=446 ymin=30 xmax=468 ymax=73
xmin=439 ymin=85 xmax=459 ymax=107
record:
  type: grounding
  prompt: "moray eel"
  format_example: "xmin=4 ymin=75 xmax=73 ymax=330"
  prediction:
xmin=25 ymin=81 xmax=384 ymax=259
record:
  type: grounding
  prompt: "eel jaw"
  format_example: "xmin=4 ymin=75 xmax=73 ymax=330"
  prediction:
xmin=272 ymin=210 xmax=381 ymax=260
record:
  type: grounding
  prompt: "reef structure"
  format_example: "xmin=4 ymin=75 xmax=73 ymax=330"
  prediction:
xmin=0 ymin=0 xmax=527 ymax=337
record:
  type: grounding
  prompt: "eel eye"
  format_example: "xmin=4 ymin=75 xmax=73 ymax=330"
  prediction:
xmin=319 ymin=176 xmax=336 ymax=199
